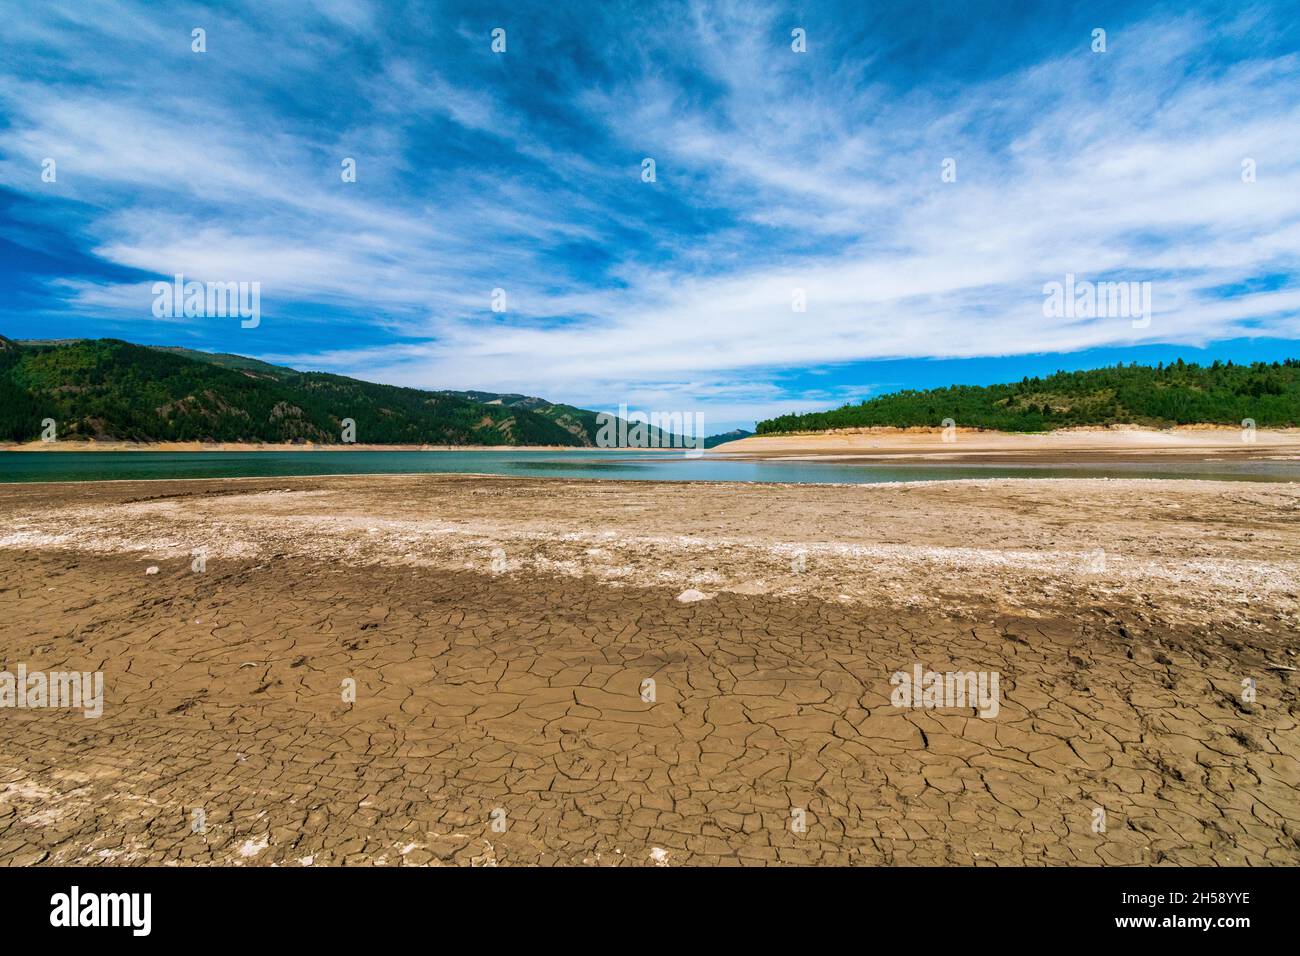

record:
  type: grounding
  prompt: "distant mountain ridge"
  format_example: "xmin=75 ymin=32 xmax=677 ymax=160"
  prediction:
xmin=703 ymin=428 xmax=754 ymax=447
xmin=0 ymin=337 xmax=734 ymax=447
xmin=435 ymin=389 xmax=607 ymax=445
xmin=149 ymin=345 xmax=297 ymax=381
xmin=756 ymin=360 xmax=1300 ymax=434
xmin=0 ymin=338 xmax=596 ymax=446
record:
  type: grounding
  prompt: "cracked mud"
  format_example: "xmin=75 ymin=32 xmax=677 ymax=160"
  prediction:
xmin=0 ymin=475 xmax=1297 ymax=865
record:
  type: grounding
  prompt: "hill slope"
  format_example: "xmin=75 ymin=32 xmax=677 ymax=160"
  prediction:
xmin=703 ymin=428 xmax=754 ymax=448
xmin=436 ymin=389 xmax=607 ymax=445
xmin=0 ymin=338 xmax=588 ymax=446
xmin=149 ymin=345 xmax=298 ymax=381
xmin=756 ymin=360 xmax=1300 ymax=434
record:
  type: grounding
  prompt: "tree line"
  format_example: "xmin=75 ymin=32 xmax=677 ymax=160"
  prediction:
xmin=756 ymin=360 xmax=1300 ymax=434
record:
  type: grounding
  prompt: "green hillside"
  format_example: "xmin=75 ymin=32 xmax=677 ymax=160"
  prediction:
xmin=703 ymin=428 xmax=754 ymax=448
xmin=436 ymin=390 xmax=605 ymax=445
xmin=149 ymin=345 xmax=297 ymax=381
xmin=756 ymin=360 xmax=1300 ymax=434
xmin=0 ymin=337 xmax=587 ymax=445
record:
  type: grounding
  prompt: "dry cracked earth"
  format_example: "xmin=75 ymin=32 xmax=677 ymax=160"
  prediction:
xmin=0 ymin=474 xmax=1297 ymax=866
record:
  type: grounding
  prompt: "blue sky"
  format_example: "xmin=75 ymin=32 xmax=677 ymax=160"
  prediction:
xmin=2 ymin=0 xmax=1298 ymax=432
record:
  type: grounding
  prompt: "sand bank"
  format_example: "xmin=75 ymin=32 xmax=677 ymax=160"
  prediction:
xmin=713 ymin=425 xmax=1300 ymax=464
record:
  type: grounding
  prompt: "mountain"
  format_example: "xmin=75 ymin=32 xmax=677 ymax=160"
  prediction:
xmin=0 ymin=338 xmax=591 ymax=445
xmin=757 ymin=360 xmax=1300 ymax=434
xmin=703 ymin=429 xmax=754 ymax=448
xmin=149 ymin=345 xmax=298 ymax=381
xmin=436 ymin=390 xmax=604 ymax=445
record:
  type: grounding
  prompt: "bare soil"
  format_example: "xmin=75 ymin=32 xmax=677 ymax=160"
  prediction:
xmin=1 ymin=474 xmax=1297 ymax=865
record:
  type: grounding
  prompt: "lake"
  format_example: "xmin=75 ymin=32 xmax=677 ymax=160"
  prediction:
xmin=1 ymin=449 xmax=1296 ymax=484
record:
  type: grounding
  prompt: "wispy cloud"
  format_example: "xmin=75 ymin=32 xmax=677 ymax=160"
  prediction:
xmin=2 ymin=0 xmax=1297 ymax=427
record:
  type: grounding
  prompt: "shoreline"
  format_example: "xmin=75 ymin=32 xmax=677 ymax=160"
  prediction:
xmin=0 ymin=471 xmax=1296 ymax=491
xmin=0 ymin=441 xmax=595 ymax=453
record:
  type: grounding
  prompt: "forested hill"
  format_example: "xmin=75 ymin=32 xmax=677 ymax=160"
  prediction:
xmin=0 ymin=337 xmax=591 ymax=445
xmin=756 ymin=360 xmax=1300 ymax=434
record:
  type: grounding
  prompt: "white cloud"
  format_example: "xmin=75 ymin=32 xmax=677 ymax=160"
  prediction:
xmin=1 ymin=1 xmax=1297 ymax=426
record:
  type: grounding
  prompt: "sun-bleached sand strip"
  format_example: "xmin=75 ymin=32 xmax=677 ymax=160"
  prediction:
xmin=1 ymin=474 xmax=1295 ymax=626
xmin=712 ymin=425 xmax=1300 ymax=463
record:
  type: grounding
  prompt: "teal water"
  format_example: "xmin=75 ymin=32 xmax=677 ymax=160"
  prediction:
xmin=1 ymin=450 xmax=1296 ymax=484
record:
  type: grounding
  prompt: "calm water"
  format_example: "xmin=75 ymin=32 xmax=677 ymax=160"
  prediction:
xmin=1 ymin=449 xmax=1296 ymax=484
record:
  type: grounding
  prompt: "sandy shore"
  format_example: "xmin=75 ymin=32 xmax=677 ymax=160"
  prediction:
xmin=1 ymin=474 xmax=1297 ymax=865
xmin=714 ymin=426 xmax=1300 ymax=464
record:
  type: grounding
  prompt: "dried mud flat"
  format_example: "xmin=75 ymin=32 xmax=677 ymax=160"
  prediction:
xmin=0 ymin=474 xmax=1297 ymax=866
